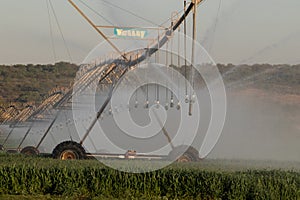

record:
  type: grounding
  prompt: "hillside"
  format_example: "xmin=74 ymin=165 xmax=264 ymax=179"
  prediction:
xmin=0 ymin=62 xmax=79 ymax=107
xmin=0 ymin=63 xmax=299 ymax=108
xmin=218 ymin=63 xmax=300 ymax=106
xmin=218 ymin=63 xmax=300 ymax=95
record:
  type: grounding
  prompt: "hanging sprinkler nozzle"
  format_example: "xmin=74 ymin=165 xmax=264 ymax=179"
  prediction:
xmin=170 ymin=98 xmax=174 ymax=108
xmin=165 ymin=103 xmax=169 ymax=110
xmin=156 ymin=100 xmax=160 ymax=109
xmin=144 ymin=100 xmax=149 ymax=109
xmin=188 ymin=100 xmax=193 ymax=116
xmin=134 ymin=100 xmax=138 ymax=108
xmin=185 ymin=95 xmax=189 ymax=103
xmin=176 ymin=102 xmax=181 ymax=110
xmin=191 ymin=94 xmax=196 ymax=103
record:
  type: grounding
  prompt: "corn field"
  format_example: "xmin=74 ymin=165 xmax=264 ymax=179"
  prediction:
xmin=0 ymin=154 xmax=299 ymax=199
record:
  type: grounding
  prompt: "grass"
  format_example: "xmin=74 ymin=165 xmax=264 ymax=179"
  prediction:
xmin=0 ymin=152 xmax=299 ymax=171
xmin=0 ymin=153 xmax=299 ymax=199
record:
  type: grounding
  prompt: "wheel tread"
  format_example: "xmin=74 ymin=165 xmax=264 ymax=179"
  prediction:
xmin=52 ymin=141 xmax=86 ymax=160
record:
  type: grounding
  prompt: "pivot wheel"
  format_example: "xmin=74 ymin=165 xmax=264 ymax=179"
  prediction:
xmin=21 ymin=146 xmax=39 ymax=156
xmin=0 ymin=145 xmax=4 ymax=151
xmin=168 ymin=145 xmax=200 ymax=162
xmin=52 ymin=141 xmax=86 ymax=160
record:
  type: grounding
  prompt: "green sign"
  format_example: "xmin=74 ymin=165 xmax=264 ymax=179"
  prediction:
xmin=114 ymin=28 xmax=148 ymax=39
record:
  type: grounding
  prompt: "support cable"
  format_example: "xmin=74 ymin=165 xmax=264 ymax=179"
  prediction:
xmin=209 ymin=0 xmax=222 ymax=53
xmin=68 ymin=0 xmax=127 ymax=60
xmin=46 ymin=0 xmax=57 ymax=63
xmin=78 ymin=0 xmax=114 ymax=25
xmin=99 ymin=0 xmax=163 ymax=28
xmin=49 ymin=0 xmax=73 ymax=62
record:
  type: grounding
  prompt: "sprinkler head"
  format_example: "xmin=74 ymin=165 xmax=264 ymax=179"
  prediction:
xmin=188 ymin=101 xmax=193 ymax=116
xmin=191 ymin=94 xmax=196 ymax=103
xmin=134 ymin=101 xmax=138 ymax=108
xmin=170 ymin=99 xmax=174 ymax=108
xmin=165 ymin=103 xmax=169 ymax=110
xmin=144 ymin=101 xmax=149 ymax=109
xmin=185 ymin=95 xmax=189 ymax=103
xmin=176 ymin=102 xmax=181 ymax=110
xmin=156 ymin=101 xmax=160 ymax=109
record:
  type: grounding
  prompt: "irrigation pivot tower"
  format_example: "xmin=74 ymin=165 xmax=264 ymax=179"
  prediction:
xmin=0 ymin=0 xmax=206 ymax=162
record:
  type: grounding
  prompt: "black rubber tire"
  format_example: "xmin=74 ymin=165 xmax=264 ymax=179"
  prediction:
xmin=20 ymin=146 xmax=39 ymax=156
xmin=52 ymin=141 xmax=86 ymax=160
xmin=168 ymin=145 xmax=200 ymax=162
xmin=0 ymin=145 xmax=4 ymax=151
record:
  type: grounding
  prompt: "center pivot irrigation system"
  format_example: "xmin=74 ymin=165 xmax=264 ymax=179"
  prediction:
xmin=0 ymin=0 xmax=207 ymax=162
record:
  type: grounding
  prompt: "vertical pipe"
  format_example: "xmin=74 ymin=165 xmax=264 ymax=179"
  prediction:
xmin=189 ymin=100 xmax=193 ymax=116
xmin=191 ymin=1 xmax=197 ymax=88
xmin=184 ymin=1 xmax=189 ymax=103
xmin=165 ymin=41 xmax=169 ymax=110
xmin=135 ymin=89 xmax=138 ymax=108
xmin=157 ymin=85 xmax=159 ymax=103
xmin=178 ymin=25 xmax=181 ymax=68
xmin=177 ymin=16 xmax=181 ymax=110
xmin=191 ymin=0 xmax=197 ymax=66
xmin=189 ymin=1 xmax=197 ymax=116
xmin=145 ymin=84 xmax=149 ymax=109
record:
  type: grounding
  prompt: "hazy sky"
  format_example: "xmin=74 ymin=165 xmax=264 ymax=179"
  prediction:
xmin=0 ymin=0 xmax=299 ymax=65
